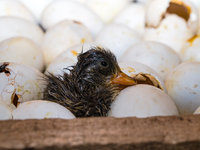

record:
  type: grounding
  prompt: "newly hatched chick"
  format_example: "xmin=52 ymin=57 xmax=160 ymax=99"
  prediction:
xmin=44 ymin=47 xmax=136 ymax=117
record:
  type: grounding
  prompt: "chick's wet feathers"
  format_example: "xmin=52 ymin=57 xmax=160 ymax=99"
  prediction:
xmin=44 ymin=47 xmax=122 ymax=117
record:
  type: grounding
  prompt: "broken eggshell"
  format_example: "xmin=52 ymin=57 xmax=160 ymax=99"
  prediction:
xmin=144 ymin=0 xmax=199 ymax=52
xmin=179 ymin=35 xmax=200 ymax=62
xmin=119 ymin=61 xmax=167 ymax=92
xmin=0 ymin=100 xmax=12 ymax=120
xmin=0 ymin=37 xmax=44 ymax=72
xmin=85 ymin=0 xmax=130 ymax=24
xmin=165 ymin=61 xmax=200 ymax=115
xmin=0 ymin=17 xmax=44 ymax=45
xmin=41 ymin=20 xmax=92 ymax=67
xmin=12 ymin=100 xmax=76 ymax=120
xmin=0 ymin=0 xmax=36 ymax=23
xmin=41 ymin=0 xmax=104 ymax=38
xmin=113 ymin=3 xmax=145 ymax=37
xmin=0 ymin=62 xmax=45 ymax=110
xmin=45 ymin=42 xmax=100 ymax=75
xmin=120 ymin=41 xmax=181 ymax=81
xmin=95 ymin=24 xmax=141 ymax=60
xmin=108 ymin=84 xmax=179 ymax=118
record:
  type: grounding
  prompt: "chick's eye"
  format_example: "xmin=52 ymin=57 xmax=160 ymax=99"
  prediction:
xmin=101 ymin=61 xmax=108 ymax=67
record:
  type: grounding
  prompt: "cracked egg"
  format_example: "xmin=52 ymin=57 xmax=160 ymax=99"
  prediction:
xmin=12 ymin=100 xmax=76 ymax=120
xmin=119 ymin=61 xmax=166 ymax=92
xmin=108 ymin=84 xmax=179 ymax=118
xmin=41 ymin=20 xmax=92 ymax=67
xmin=0 ymin=37 xmax=44 ymax=72
xmin=0 ymin=100 xmax=12 ymax=120
xmin=41 ymin=0 xmax=104 ymax=38
xmin=0 ymin=62 xmax=45 ymax=110
xmin=144 ymin=0 xmax=199 ymax=53
xmin=120 ymin=41 xmax=181 ymax=81
xmin=165 ymin=61 xmax=200 ymax=115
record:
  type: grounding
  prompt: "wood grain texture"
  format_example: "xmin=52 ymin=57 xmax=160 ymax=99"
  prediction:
xmin=0 ymin=115 xmax=200 ymax=150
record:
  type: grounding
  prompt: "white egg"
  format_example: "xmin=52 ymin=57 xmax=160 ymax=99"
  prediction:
xmin=41 ymin=0 xmax=104 ymax=38
xmin=194 ymin=106 xmax=200 ymax=114
xmin=144 ymin=0 xmax=199 ymax=53
xmin=12 ymin=100 xmax=76 ymax=120
xmin=108 ymin=84 xmax=179 ymax=118
xmin=0 ymin=62 xmax=45 ymax=109
xmin=119 ymin=61 xmax=167 ymax=92
xmin=45 ymin=42 xmax=99 ymax=75
xmin=85 ymin=0 xmax=130 ymax=24
xmin=120 ymin=41 xmax=181 ymax=81
xmin=95 ymin=24 xmax=141 ymax=60
xmin=113 ymin=3 xmax=145 ymax=37
xmin=165 ymin=62 xmax=200 ymax=115
xmin=0 ymin=0 xmax=36 ymax=23
xmin=0 ymin=37 xmax=44 ymax=72
xmin=0 ymin=17 xmax=44 ymax=45
xmin=179 ymin=35 xmax=200 ymax=62
xmin=18 ymin=0 xmax=55 ymax=23
xmin=0 ymin=100 xmax=12 ymax=120
xmin=41 ymin=20 xmax=92 ymax=67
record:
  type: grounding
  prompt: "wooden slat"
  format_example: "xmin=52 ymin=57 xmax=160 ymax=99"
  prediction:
xmin=0 ymin=115 xmax=200 ymax=150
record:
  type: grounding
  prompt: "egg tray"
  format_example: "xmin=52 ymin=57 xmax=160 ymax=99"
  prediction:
xmin=0 ymin=115 xmax=200 ymax=150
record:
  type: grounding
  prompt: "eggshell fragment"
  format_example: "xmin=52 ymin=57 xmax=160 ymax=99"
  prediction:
xmin=45 ymin=42 xmax=100 ymax=75
xmin=85 ymin=0 xmax=130 ymax=24
xmin=113 ymin=3 xmax=145 ymax=37
xmin=0 ymin=0 xmax=36 ymax=23
xmin=0 ymin=100 xmax=12 ymax=120
xmin=12 ymin=100 xmax=76 ymax=120
xmin=0 ymin=37 xmax=44 ymax=72
xmin=0 ymin=62 xmax=45 ymax=110
xmin=179 ymin=35 xmax=200 ymax=62
xmin=165 ymin=62 xmax=200 ymax=115
xmin=144 ymin=0 xmax=199 ymax=53
xmin=108 ymin=85 xmax=179 ymax=118
xmin=41 ymin=0 xmax=104 ymax=38
xmin=120 ymin=41 xmax=181 ymax=81
xmin=119 ymin=62 xmax=167 ymax=92
xmin=95 ymin=24 xmax=141 ymax=60
xmin=0 ymin=17 xmax=44 ymax=45
xmin=41 ymin=20 xmax=92 ymax=67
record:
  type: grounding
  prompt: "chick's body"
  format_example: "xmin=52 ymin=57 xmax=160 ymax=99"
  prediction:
xmin=44 ymin=47 xmax=136 ymax=117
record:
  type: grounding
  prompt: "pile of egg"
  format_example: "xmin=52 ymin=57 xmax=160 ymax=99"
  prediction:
xmin=0 ymin=0 xmax=200 ymax=120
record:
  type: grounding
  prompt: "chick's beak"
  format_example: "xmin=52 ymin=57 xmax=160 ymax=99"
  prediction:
xmin=111 ymin=72 xmax=137 ymax=86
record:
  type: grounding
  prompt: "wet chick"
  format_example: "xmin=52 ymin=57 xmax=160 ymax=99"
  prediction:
xmin=44 ymin=47 xmax=136 ymax=117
